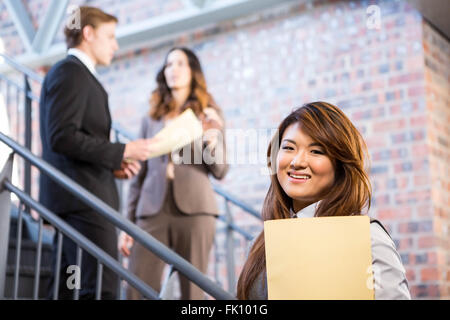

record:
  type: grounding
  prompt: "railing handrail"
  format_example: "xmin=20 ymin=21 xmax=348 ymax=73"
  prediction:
xmin=0 ymin=53 xmax=44 ymax=84
xmin=0 ymin=74 xmax=41 ymax=101
xmin=0 ymin=132 xmax=235 ymax=300
xmin=213 ymin=185 xmax=262 ymax=220
xmin=4 ymin=179 xmax=159 ymax=300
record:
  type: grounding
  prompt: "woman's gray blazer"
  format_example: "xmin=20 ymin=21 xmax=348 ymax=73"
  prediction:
xmin=127 ymin=113 xmax=228 ymax=222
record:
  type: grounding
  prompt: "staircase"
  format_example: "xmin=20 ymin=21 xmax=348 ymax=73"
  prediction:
xmin=4 ymin=205 xmax=53 ymax=299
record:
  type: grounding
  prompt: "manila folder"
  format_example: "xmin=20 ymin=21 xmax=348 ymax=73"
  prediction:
xmin=148 ymin=108 xmax=203 ymax=159
xmin=264 ymin=216 xmax=374 ymax=300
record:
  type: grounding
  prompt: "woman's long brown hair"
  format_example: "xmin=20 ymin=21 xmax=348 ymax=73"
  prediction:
xmin=149 ymin=47 xmax=217 ymax=119
xmin=236 ymin=101 xmax=372 ymax=299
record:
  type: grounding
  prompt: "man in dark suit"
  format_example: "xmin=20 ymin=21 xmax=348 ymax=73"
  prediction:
xmin=39 ymin=6 xmax=155 ymax=299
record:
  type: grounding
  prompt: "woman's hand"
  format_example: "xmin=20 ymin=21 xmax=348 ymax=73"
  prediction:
xmin=118 ymin=231 xmax=134 ymax=257
xmin=200 ymin=108 xmax=224 ymax=132
xmin=200 ymin=108 xmax=224 ymax=150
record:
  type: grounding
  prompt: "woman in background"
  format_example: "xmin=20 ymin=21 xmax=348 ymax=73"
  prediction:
xmin=119 ymin=47 xmax=228 ymax=300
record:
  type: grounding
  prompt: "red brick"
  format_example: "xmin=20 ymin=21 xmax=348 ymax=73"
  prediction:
xmin=398 ymin=223 xmax=409 ymax=233
xmin=377 ymin=205 xmax=412 ymax=221
xmin=411 ymin=144 xmax=429 ymax=157
xmin=409 ymin=115 xmax=428 ymax=128
xmin=418 ymin=235 xmax=436 ymax=249
xmin=406 ymin=268 xmax=416 ymax=282
xmin=377 ymin=209 xmax=396 ymax=220
xmin=427 ymin=252 xmax=438 ymax=265
xmin=397 ymin=238 xmax=414 ymax=250
xmin=413 ymin=174 xmax=430 ymax=187
xmin=365 ymin=136 xmax=388 ymax=149
xmin=389 ymin=72 xmax=424 ymax=86
xmin=421 ymin=267 xmax=440 ymax=282
xmin=389 ymin=104 xmax=402 ymax=115
xmin=429 ymin=284 xmax=442 ymax=298
xmin=408 ymin=86 xmax=425 ymax=97
xmin=397 ymin=177 xmax=410 ymax=189
xmin=398 ymin=206 xmax=412 ymax=219
xmin=410 ymin=285 xmax=426 ymax=298
xmin=373 ymin=119 xmax=407 ymax=132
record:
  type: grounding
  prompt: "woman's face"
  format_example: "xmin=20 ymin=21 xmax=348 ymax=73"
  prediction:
xmin=276 ymin=122 xmax=335 ymax=212
xmin=164 ymin=49 xmax=192 ymax=90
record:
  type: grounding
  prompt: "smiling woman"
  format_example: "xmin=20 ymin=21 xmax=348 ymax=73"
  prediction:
xmin=276 ymin=122 xmax=336 ymax=213
xmin=237 ymin=101 xmax=411 ymax=300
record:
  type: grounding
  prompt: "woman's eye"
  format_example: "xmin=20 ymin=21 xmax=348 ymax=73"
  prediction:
xmin=311 ymin=150 xmax=324 ymax=155
xmin=282 ymin=146 xmax=294 ymax=150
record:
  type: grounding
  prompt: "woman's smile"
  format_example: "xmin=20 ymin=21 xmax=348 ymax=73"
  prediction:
xmin=276 ymin=122 xmax=335 ymax=211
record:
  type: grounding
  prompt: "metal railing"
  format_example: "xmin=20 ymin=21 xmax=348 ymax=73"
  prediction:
xmin=0 ymin=133 xmax=234 ymax=300
xmin=0 ymin=54 xmax=42 ymax=217
xmin=0 ymin=52 xmax=262 ymax=299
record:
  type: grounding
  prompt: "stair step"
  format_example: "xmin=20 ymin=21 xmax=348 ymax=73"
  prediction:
xmin=5 ymin=239 xmax=53 ymax=299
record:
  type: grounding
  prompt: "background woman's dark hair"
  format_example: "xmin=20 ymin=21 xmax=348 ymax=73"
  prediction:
xmin=236 ymin=101 xmax=372 ymax=299
xmin=64 ymin=6 xmax=118 ymax=49
xmin=149 ymin=47 xmax=216 ymax=120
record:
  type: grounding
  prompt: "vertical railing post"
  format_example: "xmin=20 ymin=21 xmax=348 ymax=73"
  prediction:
xmin=0 ymin=153 xmax=14 ymax=299
xmin=13 ymin=202 xmax=24 ymax=299
xmin=24 ymin=75 xmax=32 ymax=214
xmin=224 ymin=199 xmax=236 ymax=294
xmin=213 ymin=237 xmax=221 ymax=287
xmin=33 ymin=218 xmax=43 ymax=300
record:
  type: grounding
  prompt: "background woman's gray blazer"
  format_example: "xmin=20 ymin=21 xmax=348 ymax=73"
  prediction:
xmin=127 ymin=113 xmax=228 ymax=222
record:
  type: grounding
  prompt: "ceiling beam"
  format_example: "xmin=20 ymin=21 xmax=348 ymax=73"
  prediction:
xmin=3 ymin=0 xmax=36 ymax=52
xmin=0 ymin=0 xmax=298 ymax=73
xmin=32 ymin=0 xmax=70 ymax=53
xmin=116 ymin=0 xmax=297 ymax=50
xmin=189 ymin=0 xmax=210 ymax=8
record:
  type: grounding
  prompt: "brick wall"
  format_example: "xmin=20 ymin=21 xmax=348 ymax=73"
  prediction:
xmin=1 ymin=0 xmax=449 ymax=299
xmin=422 ymin=22 xmax=450 ymax=299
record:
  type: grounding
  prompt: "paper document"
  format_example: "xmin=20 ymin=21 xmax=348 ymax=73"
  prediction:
xmin=264 ymin=216 xmax=374 ymax=300
xmin=148 ymin=108 xmax=203 ymax=159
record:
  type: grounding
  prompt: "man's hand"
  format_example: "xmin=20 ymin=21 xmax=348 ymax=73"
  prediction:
xmin=123 ymin=138 xmax=160 ymax=161
xmin=114 ymin=160 xmax=141 ymax=179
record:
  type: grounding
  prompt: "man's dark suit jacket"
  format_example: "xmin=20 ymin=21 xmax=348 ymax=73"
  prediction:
xmin=39 ymin=55 xmax=125 ymax=214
